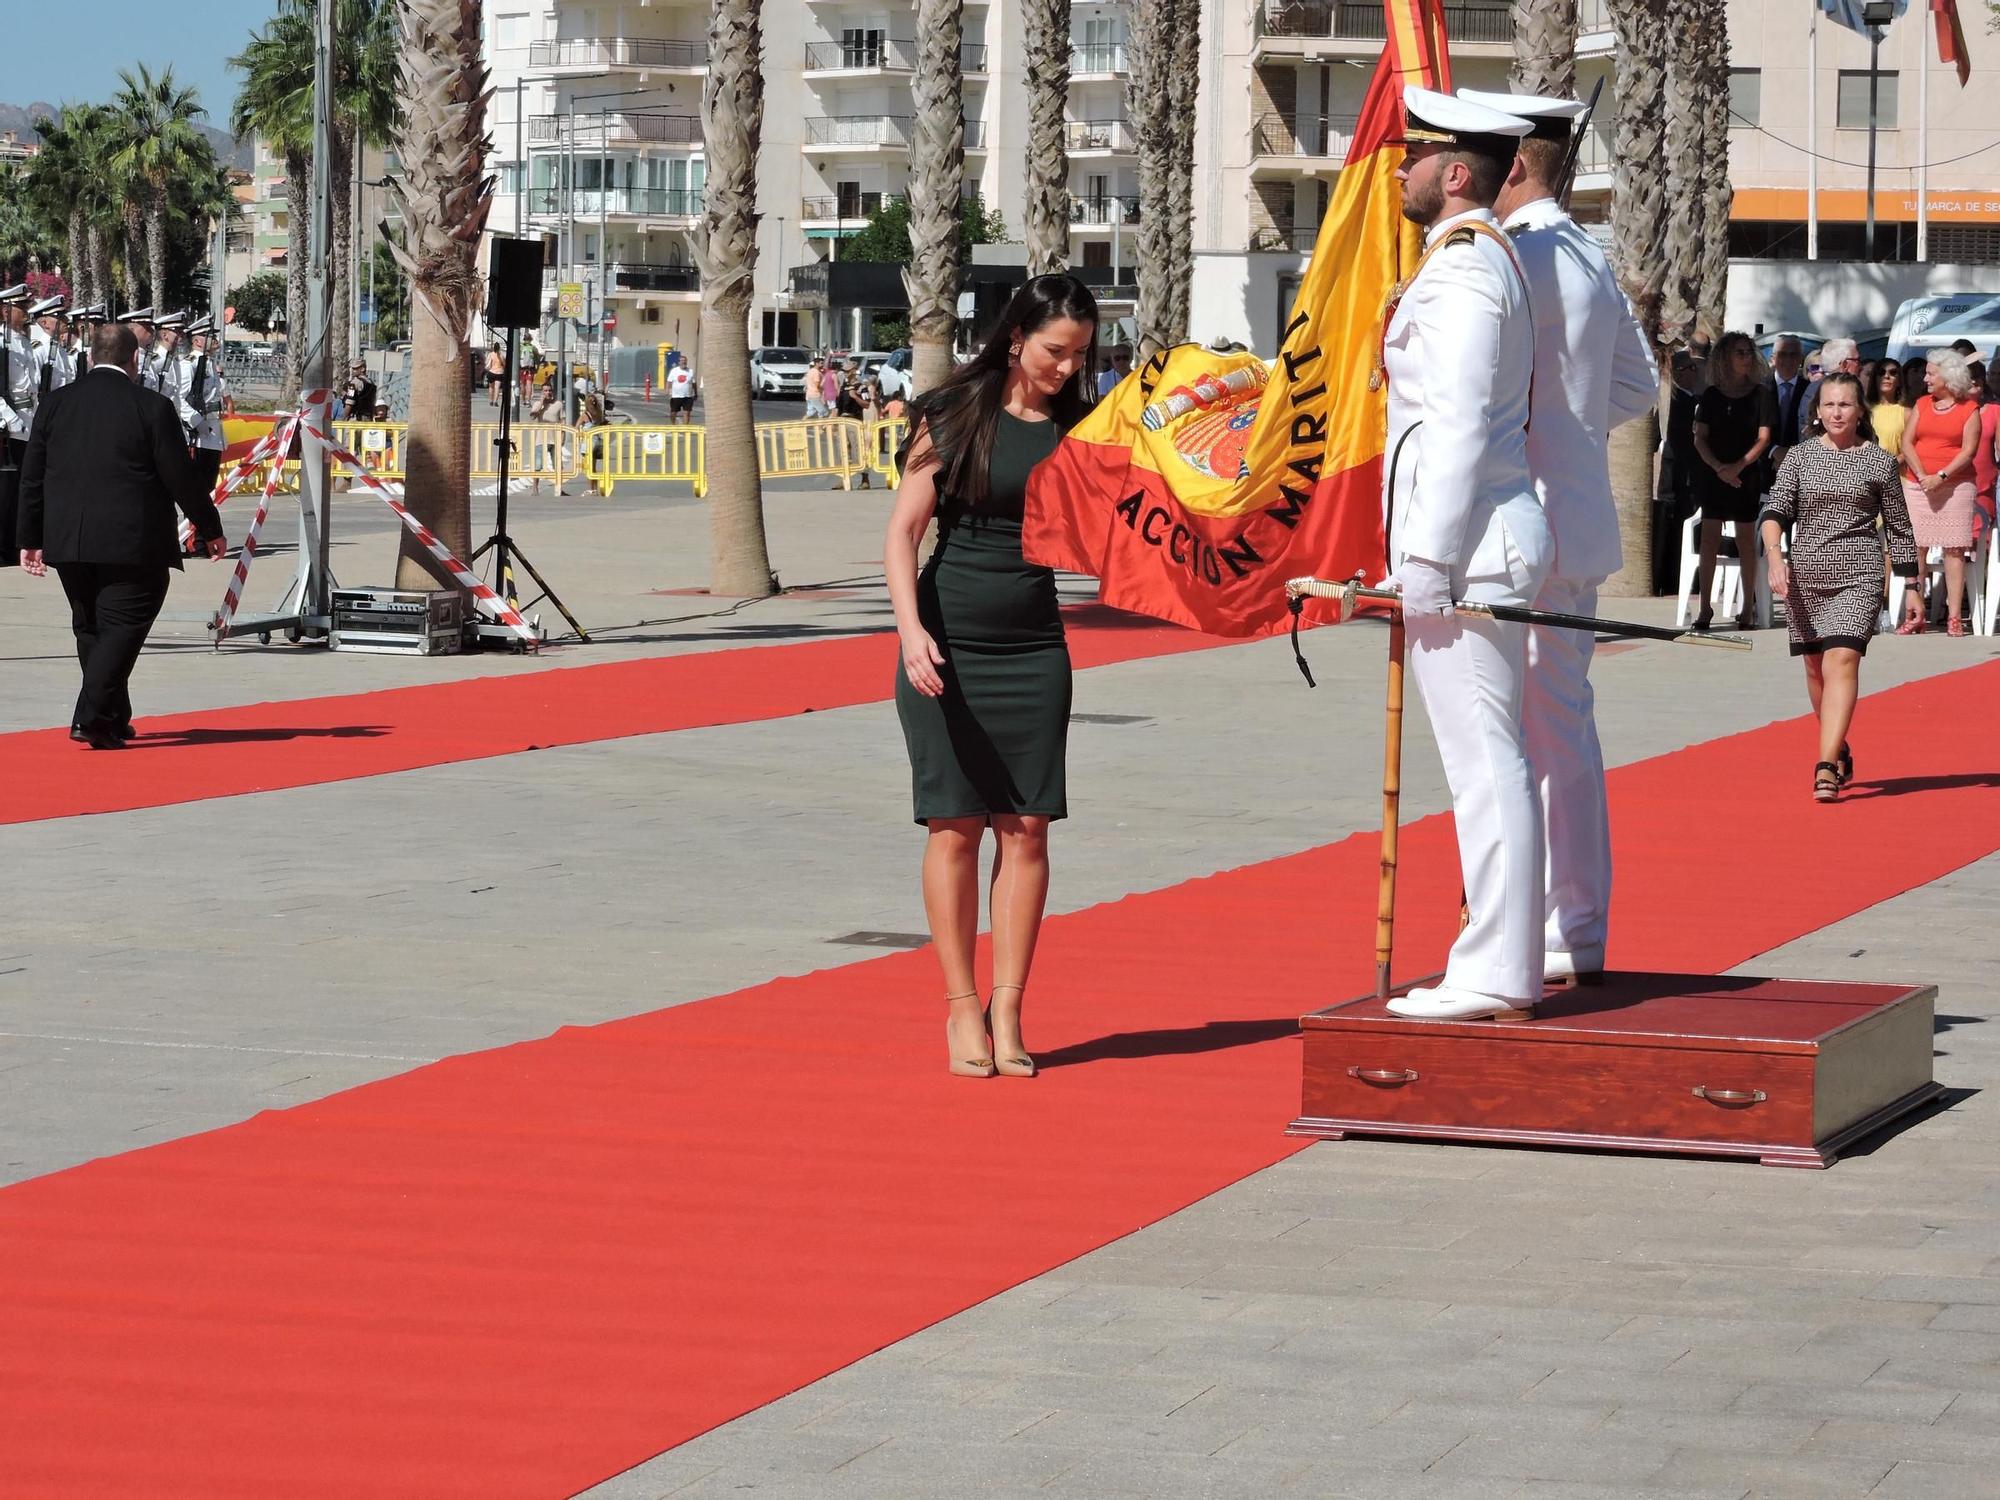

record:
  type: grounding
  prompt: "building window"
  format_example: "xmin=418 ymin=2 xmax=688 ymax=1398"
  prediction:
xmin=1836 ymin=70 xmax=1898 ymax=130
xmin=494 ymin=12 xmax=528 ymax=50
xmin=1728 ymin=68 xmax=1760 ymax=128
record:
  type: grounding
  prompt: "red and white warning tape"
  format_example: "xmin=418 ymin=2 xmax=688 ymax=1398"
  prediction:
xmin=297 ymin=419 xmax=538 ymax=644
xmin=212 ymin=415 xmax=302 ymax=641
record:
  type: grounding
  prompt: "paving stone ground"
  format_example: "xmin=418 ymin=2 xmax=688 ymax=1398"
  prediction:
xmin=2 ymin=481 xmax=1995 ymax=1499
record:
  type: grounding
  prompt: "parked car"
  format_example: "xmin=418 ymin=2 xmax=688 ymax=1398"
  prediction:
xmin=1885 ymin=294 xmax=2000 ymax=365
xmin=873 ymin=347 xmax=915 ymax=401
xmin=750 ymin=346 xmax=814 ymax=397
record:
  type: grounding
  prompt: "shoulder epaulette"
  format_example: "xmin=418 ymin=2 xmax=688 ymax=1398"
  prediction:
xmin=1443 ymin=227 xmax=1478 ymax=249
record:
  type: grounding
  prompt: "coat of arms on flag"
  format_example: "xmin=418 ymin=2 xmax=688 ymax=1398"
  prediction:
xmin=1022 ymin=0 xmax=1455 ymax=638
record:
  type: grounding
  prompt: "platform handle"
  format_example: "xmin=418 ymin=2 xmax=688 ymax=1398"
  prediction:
xmin=1691 ymin=1085 xmax=1767 ymax=1106
xmin=1349 ymin=1066 xmax=1419 ymax=1085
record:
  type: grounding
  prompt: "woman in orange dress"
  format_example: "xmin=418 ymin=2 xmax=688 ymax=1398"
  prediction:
xmin=1898 ymin=350 xmax=1982 ymax=635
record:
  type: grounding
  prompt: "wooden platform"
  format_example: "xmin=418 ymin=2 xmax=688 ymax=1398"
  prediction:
xmin=1290 ymin=972 xmax=1942 ymax=1168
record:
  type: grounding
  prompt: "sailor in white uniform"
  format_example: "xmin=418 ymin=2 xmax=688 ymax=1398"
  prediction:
xmin=29 ymin=295 xmax=76 ymax=394
xmin=176 ymin=317 xmax=231 ymax=494
xmin=1 ymin=283 xmax=37 ymax=567
xmin=1380 ymin=87 xmax=1553 ymax=1023
xmin=151 ymin=312 xmax=189 ymax=404
xmin=118 ymin=308 xmax=161 ymax=391
xmin=1461 ymin=88 xmax=1659 ymax=987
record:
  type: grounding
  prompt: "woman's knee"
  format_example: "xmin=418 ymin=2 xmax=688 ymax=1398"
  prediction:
xmin=927 ymin=817 xmax=986 ymax=855
xmin=992 ymin=814 xmax=1052 ymax=849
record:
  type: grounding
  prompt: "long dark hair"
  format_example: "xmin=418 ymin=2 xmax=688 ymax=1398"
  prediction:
xmin=898 ymin=273 xmax=1099 ymax=509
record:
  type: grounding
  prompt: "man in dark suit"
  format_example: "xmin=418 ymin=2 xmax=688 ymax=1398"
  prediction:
xmin=17 ymin=322 xmax=228 ymax=749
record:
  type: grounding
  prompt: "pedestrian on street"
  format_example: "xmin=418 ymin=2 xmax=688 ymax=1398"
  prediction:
xmin=485 ymin=344 xmax=506 ymax=407
xmin=804 ymin=356 xmax=828 ymax=418
xmin=820 ymin=359 xmax=842 ymax=418
xmin=665 ymin=359 xmax=697 ymax=423
xmin=15 ymin=321 xmax=227 ymax=749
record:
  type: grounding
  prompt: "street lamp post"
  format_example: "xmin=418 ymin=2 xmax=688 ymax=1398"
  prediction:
xmin=1863 ymin=0 xmax=1896 ymax=262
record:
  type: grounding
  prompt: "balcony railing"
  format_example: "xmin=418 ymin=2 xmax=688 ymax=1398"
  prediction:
xmin=1064 ymin=118 xmax=1134 ymax=153
xmin=802 ymin=192 xmax=892 ymax=221
xmin=1251 ymin=224 xmax=1322 ymax=252
xmin=608 ymin=261 xmax=699 ymax=293
xmin=803 ymin=115 xmax=987 ymax=149
xmin=1070 ymin=43 xmax=1129 ymax=73
xmin=1577 ymin=0 xmax=1614 ymax=32
xmin=802 ymin=39 xmax=988 ymax=71
xmin=528 ymin=112 xmax=704 ymax=146
xmin=529 ymin=187 xmax=702 ymax=219
xmin=528 ymin=38 xmax=709 ymax=70
xmin=1070 ymin=194 xmax=1140 ymax=227
xmin=1252 ymin=112 xmax=1359 ymax=161
xmin=1253 ymin=1 xmax=1512 ymax=44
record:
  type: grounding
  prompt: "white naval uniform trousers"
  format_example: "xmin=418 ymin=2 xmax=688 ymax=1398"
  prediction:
xmin=1384 ymin=208 xmax=1553 ymax=1004
xmin=1504 ymin=198 xmax=1658 ymax=962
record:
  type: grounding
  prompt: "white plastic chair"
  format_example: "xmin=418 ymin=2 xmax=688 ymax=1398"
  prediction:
xmin=1675 ymin=509 xmax=1778 ymax=628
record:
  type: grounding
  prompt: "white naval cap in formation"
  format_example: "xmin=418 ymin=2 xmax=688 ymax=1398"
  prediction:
xmin=1382 ymin=82 xmax=1555 ymax=1022
xmin=1451 ymin=84 xmax=1658 ymax=990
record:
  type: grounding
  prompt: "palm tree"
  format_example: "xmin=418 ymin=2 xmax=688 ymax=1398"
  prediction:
xmin=1128 ymin=0 xmax=1174 ymax=355
xmin=232 ymin=7 xmax=316 ymax=405
xmin=111 ymin=65 xmax=211 ymax=308
xmin=327 ymin=0 xmax=402 ymax=385
xmin=906 ymin=0 xmax=967 ymax=395
xmin=695 ymin=0 xmax=776 ymax=597
xmin=1659 ymin=11 xmax=1700 ymax=349
xmin=1165 ymin=0 xmax=1199 ymax=342
xmin=1693 ymin=0 xmax=1732 ymax=344
xmin=383 ymin=0 xmax=493 ymax=594
xmin=24 ymin=108 xmax=92 ymax=304
xmin=1510 ymin=0 xmax=1578 ymax=97
xmin=1022 ymin=0 xmax=1071 ymax=275
xmin=1605 ymin=0 xmax=1669 ymax=597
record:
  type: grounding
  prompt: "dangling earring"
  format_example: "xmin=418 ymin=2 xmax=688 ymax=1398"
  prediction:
xmin=1009 ymin=344 xmax=1021 ymax=366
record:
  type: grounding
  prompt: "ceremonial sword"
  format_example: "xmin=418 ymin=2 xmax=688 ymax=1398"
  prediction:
xmin=1285 ymin=574 xmax=1754 ymax=659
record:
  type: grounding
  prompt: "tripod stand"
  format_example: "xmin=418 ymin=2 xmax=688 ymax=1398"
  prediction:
xmin=469 ymin=327 xmax=589 ymax=646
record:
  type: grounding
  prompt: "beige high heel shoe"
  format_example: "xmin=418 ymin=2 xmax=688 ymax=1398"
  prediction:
xmin=945 ymin=990 xmax=994 ymax=1078
xmin=989 ymin=983 xmax=1037 ymax=1078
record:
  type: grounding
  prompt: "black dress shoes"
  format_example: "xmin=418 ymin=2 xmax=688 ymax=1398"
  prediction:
xmin=70 ymin=724 xmax=132 ymax=750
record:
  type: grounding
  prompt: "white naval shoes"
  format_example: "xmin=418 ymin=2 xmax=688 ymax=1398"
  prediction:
xmin=1386 ymin=986 xmax=1537 ymax=1022
xmin=1543 ymin=945 xmax=1606 ymax=987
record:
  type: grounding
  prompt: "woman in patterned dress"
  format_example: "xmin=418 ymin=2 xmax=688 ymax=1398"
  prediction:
xmin=1762 ymin=372 xmax=1918 ymax=803
xmin=1898 ymin=350 xmax=1983 ymax=635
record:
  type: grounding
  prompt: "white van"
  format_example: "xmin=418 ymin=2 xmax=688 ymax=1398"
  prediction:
xmin=1885 ymin=295 xmax=2000 ymax=365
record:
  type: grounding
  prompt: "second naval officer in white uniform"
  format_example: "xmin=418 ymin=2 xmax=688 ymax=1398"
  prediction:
xmin=1461 ymin=88 xmax=1658 ymax=987
xmin=1380 ymin=87 xmax=1552 ymax=1023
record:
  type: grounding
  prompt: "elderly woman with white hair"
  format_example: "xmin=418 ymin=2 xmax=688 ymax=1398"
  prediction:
xmin=1898 ymin=347 xmax=1984 ymax=634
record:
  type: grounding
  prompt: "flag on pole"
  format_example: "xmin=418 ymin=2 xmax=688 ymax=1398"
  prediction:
xmin=1021 ymin=1 xmax=1452 ymax=638
xmin=1819 ymin=0 xmax=1909 ymax=35
xmin=1931 ymin=0 xmax=1971 ymax=84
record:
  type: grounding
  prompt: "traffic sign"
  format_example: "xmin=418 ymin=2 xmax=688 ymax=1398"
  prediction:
xmin=557 ymin=281 xmax=585 ymax=319
xmin=602 ymin=313 xmax=618 ymax=332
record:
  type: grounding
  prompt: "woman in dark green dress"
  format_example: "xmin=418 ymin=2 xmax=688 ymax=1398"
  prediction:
xmin=885 ymin=275 xmax=1100 ymax=1081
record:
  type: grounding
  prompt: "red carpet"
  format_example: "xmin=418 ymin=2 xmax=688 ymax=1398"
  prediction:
xmin=1 ymin=661 xmax=1997 ymax=1498
xmin=0 ymin=604 xmax=1234 ymax=826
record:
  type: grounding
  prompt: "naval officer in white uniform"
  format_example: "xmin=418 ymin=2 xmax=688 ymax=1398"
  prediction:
xmin=29 ymin=295 xmax=76 ymax=394
xmin=1461 ymin=88 xmax=1658 ymax=987
xmin=1380 ymin=87 xmax=1553 ymax=1023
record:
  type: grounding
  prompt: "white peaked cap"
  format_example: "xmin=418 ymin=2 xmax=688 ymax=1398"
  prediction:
xmin=1455 ymin=89 xmax=1588 ymax=140
xmin=1400 ymin=85 xmax=1533 ymax=146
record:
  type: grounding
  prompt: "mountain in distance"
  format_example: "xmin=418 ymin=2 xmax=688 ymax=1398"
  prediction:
xmin=0 ymin=101 xmax=252 ymax=172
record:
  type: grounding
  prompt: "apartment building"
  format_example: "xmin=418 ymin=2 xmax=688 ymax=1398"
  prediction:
xmin=481 ymin=0 xmax=1994 ymax=362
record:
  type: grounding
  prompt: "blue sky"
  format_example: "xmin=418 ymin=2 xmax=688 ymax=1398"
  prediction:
xmin=5 ymin=0 xmax=283 ymax=131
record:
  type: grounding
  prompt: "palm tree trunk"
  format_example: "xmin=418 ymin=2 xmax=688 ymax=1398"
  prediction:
xmin=1129 ymin=0 xmax=1175 ymax=357
xmin=1510 ymin=0 xmax=1578 ymax=96
xmin=1605 ymin=0 xmax=1669 ymax=598
xmin=1165 ymin=0 xmax=1199 ymax=342
xmin=906 ymin=0 xmax=966 ymax=396
xmin=122 ymin=203 xmax=144 ymax=307
xmin=1022 ymin=0 xmax=1071 ymax=276
xmin=328 ymin=123 xmax=354 ymax=391
xmin=696 ymin=0 xmax=776 ymax=597
xmin=282 ymin=151 xmax=311 ymax=408
xmin=1659 ymin=8 xmax=1701 ymax=349
xmin=67 ymin=208 xmax=88 ymax=307
xmin=146 ymin=187 xmax=169 ymax=309
xmin=1694 ymin=0 xmax=1733 ymax=344
xmin=386 ymin=0 xmax=493 ymax=596
xmin=89 ymin=222 xmax=112 ymax=317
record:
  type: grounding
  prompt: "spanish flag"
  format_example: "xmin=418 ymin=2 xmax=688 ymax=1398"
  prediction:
xmin=1024 ymin=1 xmax=1452 ymax=637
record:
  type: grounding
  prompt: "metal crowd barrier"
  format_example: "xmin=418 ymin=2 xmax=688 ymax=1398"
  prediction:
xmin=329 ymin=421 xmax=581 ymax=486
xmin=753 ymin=418 xmax=873 ymax=489
xmin=579 ymin=425 xmax=710 ymax=497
